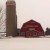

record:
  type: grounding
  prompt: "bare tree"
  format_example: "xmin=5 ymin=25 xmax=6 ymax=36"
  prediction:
xmin=0 ymin=7 xmax=6 ymax=38
xmin=0 ymin=7 xmax=6 ymax=32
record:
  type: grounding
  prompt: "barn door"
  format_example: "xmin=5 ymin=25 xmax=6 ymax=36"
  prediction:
xmin=26 ymin=31 xmax=33 ymax=38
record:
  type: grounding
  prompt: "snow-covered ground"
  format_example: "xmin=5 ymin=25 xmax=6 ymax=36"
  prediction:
xmin=0 ymin=37 xmax=50 ymax=50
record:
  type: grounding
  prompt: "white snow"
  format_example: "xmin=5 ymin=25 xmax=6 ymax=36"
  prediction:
xmin=0 ymin=37 xmax=50 ymax=50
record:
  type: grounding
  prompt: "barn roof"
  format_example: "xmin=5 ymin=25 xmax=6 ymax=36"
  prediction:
xmin=21 ymin=20 xmax=44 ymax=33
xmin=24 ymin=20 xmax=39 ymax=24
xmin=23 ymin=20 xmax=41 ymax=27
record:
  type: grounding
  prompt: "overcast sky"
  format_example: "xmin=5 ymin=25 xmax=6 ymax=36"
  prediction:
xmin=0 ymin=0 xmax=50 ymax=31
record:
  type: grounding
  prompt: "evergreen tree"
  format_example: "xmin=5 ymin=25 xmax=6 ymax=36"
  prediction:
xmin=45 ymin=28 xmax=50 ymax=35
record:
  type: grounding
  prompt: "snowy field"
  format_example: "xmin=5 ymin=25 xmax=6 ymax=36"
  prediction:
xmin=0 ymin=37 xmax=50 ymax=50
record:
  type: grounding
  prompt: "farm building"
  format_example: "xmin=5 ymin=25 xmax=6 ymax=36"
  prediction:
xmin=20 ymin=20 xmax=44 ymax=37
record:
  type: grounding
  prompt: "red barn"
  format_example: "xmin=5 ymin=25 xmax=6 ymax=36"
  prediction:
xmin=20 ymin=20 xmax=44 ymax=37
